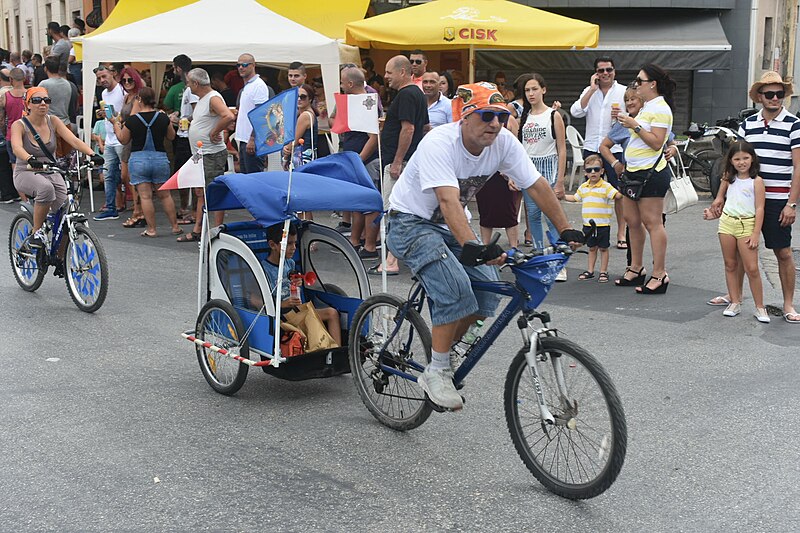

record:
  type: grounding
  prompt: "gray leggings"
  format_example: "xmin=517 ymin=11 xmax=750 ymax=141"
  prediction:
xmin=13 ymin=169 xmax=67 ymax=209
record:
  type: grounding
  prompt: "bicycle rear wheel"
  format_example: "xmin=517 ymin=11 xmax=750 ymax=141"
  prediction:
xmin=685 ymin=148 xmax=714 ymax=192
xmin=349 ymin=294 xmax=432 ymax=431
xmin=8 ymin=212 xmax=47 ymax=292
xmin=64 ymin=223 xmax=109 ymax=313
xmin=195 ymin=299 xmax=249 ymax=395
xmin=505 ymin=336 xmax=627 ymax=499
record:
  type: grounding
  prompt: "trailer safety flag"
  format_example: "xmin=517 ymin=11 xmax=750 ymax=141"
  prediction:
xmin=331 ymin=93 xmax=380 ymax=135
xmin=160 ymin=152 xmax=205 ymax=190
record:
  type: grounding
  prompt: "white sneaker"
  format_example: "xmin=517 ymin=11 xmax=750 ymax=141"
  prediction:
xmin=555 ymin=268 xmax=567 ymax=282
xmin=754 ymin=307 xmax=771 ymax=323
xmin=723 ymin=303 xmax=741 ymax=317
xmin=417 ymin=366 xmax=463 ymax=410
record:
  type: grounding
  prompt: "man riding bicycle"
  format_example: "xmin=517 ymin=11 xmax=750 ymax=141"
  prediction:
xmin=387 ymin=82 xmax=584 ymax=410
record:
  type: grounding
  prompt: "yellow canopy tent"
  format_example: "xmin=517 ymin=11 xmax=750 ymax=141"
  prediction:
xmin=345 ymin=0 xmax=598 ymax=81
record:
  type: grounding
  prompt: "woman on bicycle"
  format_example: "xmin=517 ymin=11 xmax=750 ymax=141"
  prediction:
xmin=112 ymin=87 xmax=181 ymax=238
xmin=11 ymin=87 xmax=101 ymax=247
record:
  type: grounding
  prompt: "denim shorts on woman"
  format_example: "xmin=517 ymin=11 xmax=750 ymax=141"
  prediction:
xmin=718 ymin=212 xmax=755 ymax=239
xmin=129 ymin=150 xmax=171 ymax=186
xmin=386 ymin=212 xmax=500 ymax=326
xmin=638 ymin=166 xmax=671 ymax=199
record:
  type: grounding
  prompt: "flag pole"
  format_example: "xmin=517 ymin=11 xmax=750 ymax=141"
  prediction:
xmin=377 ymin=135 xmax=387 ymax=294
xmin=193 ymin=142 xmax=210 ymax=315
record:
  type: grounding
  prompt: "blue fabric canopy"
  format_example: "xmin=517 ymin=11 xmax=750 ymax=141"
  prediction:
xmin=206 ymin=152 xmax=382 ymax=227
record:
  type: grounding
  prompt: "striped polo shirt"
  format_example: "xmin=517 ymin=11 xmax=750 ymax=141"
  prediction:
xmin=624 ymin=95 xmax=672 ymax=172
xmin=738 ymin=107 xmax=800 ymax=201
xmin=573 ymin=179 xmax=619 ymax=226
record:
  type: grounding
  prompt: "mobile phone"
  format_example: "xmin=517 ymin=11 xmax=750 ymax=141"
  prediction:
xmin=104 ymin=104 xmax=115 ymax=120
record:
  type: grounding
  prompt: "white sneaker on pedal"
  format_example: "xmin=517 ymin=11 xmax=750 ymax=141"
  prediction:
xmin=417 ymin=366 xmax=463 ymax=410
xmin=556 ymin=268 xmax=567 ymax=282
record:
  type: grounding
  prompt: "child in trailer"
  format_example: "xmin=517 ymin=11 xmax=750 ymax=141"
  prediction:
xmin=563 ymin=154 xmax=621 ymax=283
xmin=261 ymin=222 xmax=342 ymax=345
xmin=703 ymin=141 xmax=769 ymax=323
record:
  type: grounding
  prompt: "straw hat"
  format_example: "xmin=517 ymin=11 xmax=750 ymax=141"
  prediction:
xmin=749 ymin=71 xmax=794 ymax=103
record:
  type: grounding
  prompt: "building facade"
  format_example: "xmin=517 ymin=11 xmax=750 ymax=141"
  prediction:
xmin=1 ymin=0 xmax=84 ymax=54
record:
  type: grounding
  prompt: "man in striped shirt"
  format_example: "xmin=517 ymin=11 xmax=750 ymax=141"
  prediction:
xmin=711 ymin=72 xmax=799 ymax=323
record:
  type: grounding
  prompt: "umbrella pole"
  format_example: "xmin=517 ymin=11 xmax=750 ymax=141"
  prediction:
xmin=469 ymin=45 xmax=475 ymax=83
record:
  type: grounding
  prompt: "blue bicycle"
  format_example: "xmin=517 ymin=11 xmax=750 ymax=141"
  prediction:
xmin=8 ymin=162 xmax=108 ymax=313
xmin=348 ymin=236 xmax=627 ymax=499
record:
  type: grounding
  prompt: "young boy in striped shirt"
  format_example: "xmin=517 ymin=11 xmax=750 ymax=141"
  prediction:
xmin=564 ymin=154 xmax=621 ymax=283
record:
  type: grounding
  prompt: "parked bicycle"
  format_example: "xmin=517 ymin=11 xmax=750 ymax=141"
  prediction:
xmin=8 ymin=160 xmax=109 ymax=312
xmin=348 ymin=233 xmax=627 ymax=499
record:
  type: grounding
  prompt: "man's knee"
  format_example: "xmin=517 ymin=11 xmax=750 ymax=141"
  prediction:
xmin=773 ymin=247 xmax=794 ymax=262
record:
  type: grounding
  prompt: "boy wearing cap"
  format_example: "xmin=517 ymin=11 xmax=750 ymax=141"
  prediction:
xmin=387 ymin=82 xmax=584 ymax=409
xmin=709 ymin=71 xmax=800 ymax=323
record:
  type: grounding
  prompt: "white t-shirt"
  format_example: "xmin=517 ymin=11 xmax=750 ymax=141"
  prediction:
xmin=101 ymin=83 xmax=125 ymax=146
xmin=234 ymin=75 xmax=271 ymax=143
xmin=390 ymin=122 xmax=541 ymax=224
xmin=569 ymin=81 xmax=626 ymax=153
xmin=177 ymin=86 xmax=199 ymax=139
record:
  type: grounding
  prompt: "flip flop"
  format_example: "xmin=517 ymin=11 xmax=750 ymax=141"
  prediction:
xmin=140 ymin=230 xmax=157 ymax=238
xmin=707 ymin=295 xmax=731 ymax=306
xmin=368 ymin=265 xmax=398 ymax=276
xmin=176 ymin=217 xmax=196 ymax=225
xmin=172 ymin=228 xmax=184 ymax=236
xmin=122 ymin=217 xmax=146 ymax=228
xmin=783 ymin=311 xmax=800 ymax=324
xmin=616 ymin=240 xmax=628 ymax=249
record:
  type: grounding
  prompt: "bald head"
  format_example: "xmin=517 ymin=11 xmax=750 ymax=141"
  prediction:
xmin=385 ymin=55 xmax=412 ymax=90
xmin=340 ymin=66 xmax=366 ymax=95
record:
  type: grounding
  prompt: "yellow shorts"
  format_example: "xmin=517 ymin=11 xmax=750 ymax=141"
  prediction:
xmin=718 ymin=212 xmax=755 ymax=239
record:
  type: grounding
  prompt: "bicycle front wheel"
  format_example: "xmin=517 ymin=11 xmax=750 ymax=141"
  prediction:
xmin=349 ymin=294 xmax=432 ymax=431
xmin=8 ymin=212 xmax=47 ymax=292
xmin=195 ymin=299 xmax=250 ymax=395
xmin=64 ymin=223 xmax=109 ymax=313
xmin=505 ymin=336 xmax=627 ymax=499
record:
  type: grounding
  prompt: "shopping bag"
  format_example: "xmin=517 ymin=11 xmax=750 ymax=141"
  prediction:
xmin=283 ymin=302 xmax=338 ymax=351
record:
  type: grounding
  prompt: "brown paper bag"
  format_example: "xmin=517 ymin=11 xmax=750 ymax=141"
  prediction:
xmin=283 ymin=302 xmax=338 ymax=351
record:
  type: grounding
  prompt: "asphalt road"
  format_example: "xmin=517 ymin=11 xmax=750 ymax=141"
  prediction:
xmin=1 ymin=194 xmax=799 ymax=533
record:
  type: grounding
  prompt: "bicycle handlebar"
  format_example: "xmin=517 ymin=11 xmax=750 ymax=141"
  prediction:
xmin=503 ymin=220 xmax=595 ymax=267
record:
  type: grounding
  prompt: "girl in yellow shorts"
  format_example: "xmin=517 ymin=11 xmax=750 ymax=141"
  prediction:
xmin=704 ymin=141 xmax=769 ymax=322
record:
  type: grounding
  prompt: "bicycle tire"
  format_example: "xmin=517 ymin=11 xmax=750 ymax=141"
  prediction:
xmin=195 ymin=299 xmax=249 ymax=395
xmin=504 ymin=336 xmax=627 ymax=499
xmin=709 ymin=158 xmax=724 ymax=199
xmin=349 ymin=294 xmax=433 ymax=431
xmin=684 ymin=148 xmax=715 ymax=192
xmin=64 ymin=223 xmax=109 ymax=313
xmin=8 ymin=212 xmax=47 ymax=292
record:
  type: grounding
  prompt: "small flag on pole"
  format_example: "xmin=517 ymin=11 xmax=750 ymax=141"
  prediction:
xmin=249 ymin=88 xmax=299 ymax=157
xmin=331 ymin=93 xmax=380 ymax=135
xmin=160 ymin=153 xmax=205 ymax=190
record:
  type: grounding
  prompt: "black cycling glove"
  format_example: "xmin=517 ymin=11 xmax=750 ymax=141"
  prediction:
xmin=27 ymin=156 xmax=44 ymax=170
xmin=90 ymin=154 xmax=105 ymax=167
xmin=459 ymin=240 xmax=505 ymax=267
xmin=560 ymin=228 xmax=585 ymax=245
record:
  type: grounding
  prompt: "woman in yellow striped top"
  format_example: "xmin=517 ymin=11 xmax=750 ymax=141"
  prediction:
xmin=615 ymin=64 xmax=676 ymax=294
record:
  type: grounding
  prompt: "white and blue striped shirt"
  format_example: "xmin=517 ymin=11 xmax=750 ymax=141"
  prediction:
xmin=738 ymin=107 xmax=800 ymax=201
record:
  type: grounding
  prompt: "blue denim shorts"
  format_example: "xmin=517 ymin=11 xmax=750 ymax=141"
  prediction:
xmin=386 ymin=212 xmax=500 ymax=326
xmin=129 ymin=150 xmax=171 ymax=185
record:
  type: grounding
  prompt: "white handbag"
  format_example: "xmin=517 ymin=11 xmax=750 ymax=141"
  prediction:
xmin=663 ymin=149 xmax=699 ymax=214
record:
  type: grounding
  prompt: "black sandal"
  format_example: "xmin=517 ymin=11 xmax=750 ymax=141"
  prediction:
xmin=578 ymin=271 xmax=594 ymax=280
xmin=615 ymin=266 xmax=646 ymax=286
xmin=636 ymin=274 xmax=669 ymax=295
xmin=176 ymin=231 xmax=201 ymax=242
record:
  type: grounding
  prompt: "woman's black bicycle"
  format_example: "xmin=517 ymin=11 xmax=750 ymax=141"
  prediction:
xmin=348 ymin=233 xmax=627 ymax=499
xmin=8 ymin=161 xmax=109 ymax=312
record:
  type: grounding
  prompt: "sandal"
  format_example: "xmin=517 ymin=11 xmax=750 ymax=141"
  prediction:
xmin=176 ymin=216 xmax=196 ymax=225
xmin=784 ymin=310 xmax=800 ymax=324
xmin=140 ymin=230 xmax=157 ymax=238
xmin=122 ymin=217 xmax=146 ymax=228
xmin=578 ymin=271 xmax=594 ymax=281
xmin=172 ymin=228 xmax=184 ymax=236
xmin=707 ymin=295 xmax=731 ymax=306
xmin=615 ymin=266 xmax=646 ymax=286
xmin=616 ymin=240 xmax=628 ymax=249
xmin=368 ymin=264 xmax=398 ymax=276
xmin=636 ymin=274 xmax=669 ymax=295
xmin=177 ymin=231 xmax=201 ymax=242
xmin=598 ymin=272 xmax=609 ymax=283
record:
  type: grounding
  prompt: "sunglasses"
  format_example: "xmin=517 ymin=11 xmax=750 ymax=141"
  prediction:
xmin=596 ymin=67 xmax=615 ymax=74
xmin=298 ymin=93 xmax=309 ymax=100
xmin=585 ymin=166 xmax=603 ymax=173
xmin=121 ymin=77 xmax=134 ymax=84
xmin=473 ymin=109 xmax=510 ymax=125
xmin=236 ymin=62 xmax=252 ymax=68
xmin=760 ymin=90 xmax=785 ymax=100
xmin=29 ymin=96 xmax=52 ymax=104
xmin=634 ymin=77 xmax=653 ymax=86
xmin=410 ymin=59 xmax=425 ymax=65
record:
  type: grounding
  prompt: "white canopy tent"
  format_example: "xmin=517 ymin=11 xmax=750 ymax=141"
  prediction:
xmin=80 ymin=0 xmax=344 ymax=153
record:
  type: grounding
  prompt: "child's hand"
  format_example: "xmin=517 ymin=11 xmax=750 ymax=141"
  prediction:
xmin=745 ymin=234 xmax=759 ymax=249
xmin=702 ymin=208 xmax=719 ymax=220
xmin=286 ymin=296 xmax=302 ymax=307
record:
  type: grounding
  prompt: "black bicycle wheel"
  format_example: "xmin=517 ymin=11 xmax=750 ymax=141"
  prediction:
xmin=195 ymin=299 xmax=250 ymax=395
xmin=685 ymin=148 xmax=715 ymax=192
xmin=64 ymin=223 xmax=109 ymax=313
xmin=349 ymin=294 xmax=432 ymax=431
xmin=709 ymin=157 xmax=724 ymax=199
xmin=8 ymin=212 xmax=47 ymax=292
xmin=504 ymin=336 xmax=627 ymax=499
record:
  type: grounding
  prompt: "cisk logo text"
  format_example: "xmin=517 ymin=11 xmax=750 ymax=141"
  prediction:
xmin=443 ymin=27 xmax=499 ymax=42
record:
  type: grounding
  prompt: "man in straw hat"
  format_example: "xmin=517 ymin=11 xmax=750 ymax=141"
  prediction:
xmin=710 ymin=71 xmax=800 ymax=323
xmin=386 ymin=82 xmax=585 ymax=409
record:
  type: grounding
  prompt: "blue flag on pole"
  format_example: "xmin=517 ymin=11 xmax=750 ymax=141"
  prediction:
xmin=248 ymin=87 xmax=298 ymax=157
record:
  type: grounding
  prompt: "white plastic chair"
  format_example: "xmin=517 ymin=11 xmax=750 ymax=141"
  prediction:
xmin=566 ymin=125 xmax=585 ymax=190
